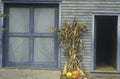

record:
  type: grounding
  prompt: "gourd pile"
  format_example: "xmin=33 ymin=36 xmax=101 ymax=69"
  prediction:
xmin=51 ymin=20 xmax=91 ymax=79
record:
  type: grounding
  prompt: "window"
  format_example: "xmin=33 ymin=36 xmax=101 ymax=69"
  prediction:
xmin=3 ymin=4 xmax=59 ymax=68
xmin=92 ymin=14 xmax=120 ymax=71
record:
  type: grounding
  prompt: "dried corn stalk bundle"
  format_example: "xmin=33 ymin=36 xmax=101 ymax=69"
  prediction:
xmin=51 ymin=20 xmax=91 ymax=79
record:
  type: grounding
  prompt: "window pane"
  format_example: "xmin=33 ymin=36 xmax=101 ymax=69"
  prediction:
xmin=34 ymin=38 xmax=54 ymax=63
xmin=9 ymin=8 xmax=29 ymax=32
xmin=34 ymin=8 xmax=55 ymax=33
xmin=8 ymin=37 xmax=29 ymax=63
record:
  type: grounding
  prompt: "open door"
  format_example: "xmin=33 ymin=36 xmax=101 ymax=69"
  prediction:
xmin=94 ymin=15 xmax=117 ymax=70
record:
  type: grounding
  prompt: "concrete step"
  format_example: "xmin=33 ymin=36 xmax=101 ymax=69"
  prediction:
xmin=0 ymin=68 xmax=61 ymax=79
xmin=91 ymin=73 xmax=120 ymax=79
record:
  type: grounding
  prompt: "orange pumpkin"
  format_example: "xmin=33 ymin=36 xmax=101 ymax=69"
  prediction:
xmin=72 ymin=75 xmax=77 ymax=79
xmin=72 ymin=70 xmax=80 ymax=76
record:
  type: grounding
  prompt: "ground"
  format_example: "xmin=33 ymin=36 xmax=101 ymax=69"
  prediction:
xmin=0 ymin=68 xmax=120 ymax=79
xmin=0 ymin=68 xmax=60 ymax=79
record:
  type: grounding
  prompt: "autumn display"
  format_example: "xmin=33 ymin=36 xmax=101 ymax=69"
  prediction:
xmin=51 ymin=19 xmax=91 ymax=79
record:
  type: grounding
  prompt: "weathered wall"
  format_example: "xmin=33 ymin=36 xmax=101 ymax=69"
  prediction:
xmin=0 ymin=2 xmax=3 ymax=68
xmin=0 ymin=0 xmax=119 ymax=79
xmin=60 ymin=0 xmax=120 ymax=72
xmin=0 ymin=0 xmax=120 ymax=73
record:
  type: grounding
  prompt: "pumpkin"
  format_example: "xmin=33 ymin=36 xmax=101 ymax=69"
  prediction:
xmin=72 ymin=75 xmax=77 ymax=79
xmin=66 ymin=72 xmax=72 ymax=78
xmin=72 ymin=70 xmax=80 ymax=76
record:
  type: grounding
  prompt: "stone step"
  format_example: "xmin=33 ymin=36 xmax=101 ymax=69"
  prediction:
xmin=91 ymin=73 xmax=120 ymax=79
xmin=0 ymin=68 xmax=61 ymax=79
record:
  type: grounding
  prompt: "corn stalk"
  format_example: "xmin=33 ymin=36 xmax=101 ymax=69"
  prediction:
xmin=51 ymin=20 xmax=91 ymax=79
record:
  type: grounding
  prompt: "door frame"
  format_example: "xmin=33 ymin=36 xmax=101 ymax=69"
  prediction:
xmin=92 ymin=13 xmax=120 ymax=71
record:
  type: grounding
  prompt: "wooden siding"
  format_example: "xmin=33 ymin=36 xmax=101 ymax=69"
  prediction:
xmin=0 ymin=0 xmax=120 ymax=73
xmin=61 ymin=0 xmax=120 ymax=72
xmin=0 ymin=3 xmax=3 ymax=67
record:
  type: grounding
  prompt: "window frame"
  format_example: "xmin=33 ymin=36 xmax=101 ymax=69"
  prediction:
xmin=92 ymin=13 xmax=120 ymax=72
xmin=2 ymin=0 xmax=62 ymax=3
xmin=3 ymin=3 xmax=59 ymax=68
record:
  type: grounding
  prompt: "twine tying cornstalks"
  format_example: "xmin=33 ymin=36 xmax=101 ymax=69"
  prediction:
xmin=50 ymin=20 xmax=91 ymax=79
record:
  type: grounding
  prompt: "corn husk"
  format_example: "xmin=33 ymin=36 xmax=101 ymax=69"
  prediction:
xmin=51 ymin=20 xmax=91 ymax=79
xmin=62 ymin=61 xmax=67 ymax=75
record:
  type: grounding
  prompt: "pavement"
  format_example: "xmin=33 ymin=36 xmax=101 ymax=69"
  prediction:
xmin=0 ymin=68 xmax=61 ymax=79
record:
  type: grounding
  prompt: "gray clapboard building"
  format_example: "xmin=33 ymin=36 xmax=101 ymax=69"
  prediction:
xmin=0 ymin=0 xmax=120 ymax=79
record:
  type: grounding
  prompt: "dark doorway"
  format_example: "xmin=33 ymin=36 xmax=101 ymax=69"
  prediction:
xmin=95 ymin=15 xmax=117 ymax=69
